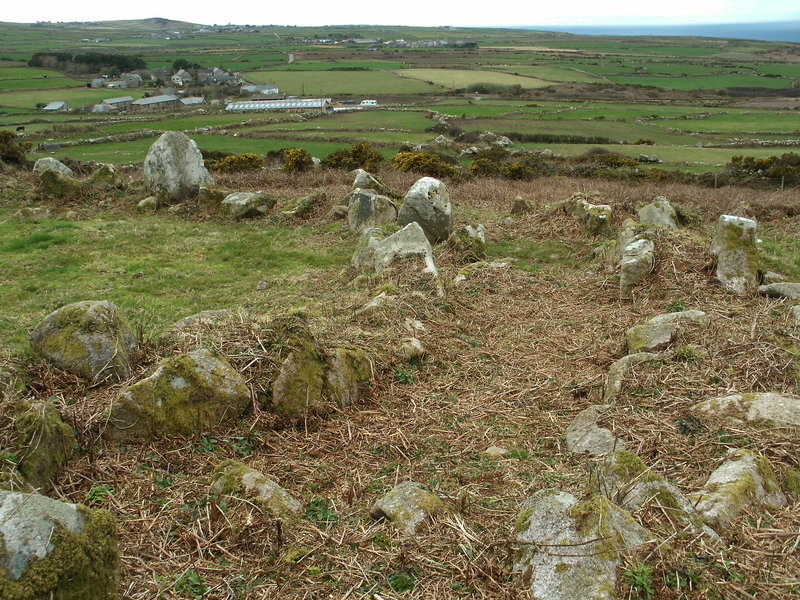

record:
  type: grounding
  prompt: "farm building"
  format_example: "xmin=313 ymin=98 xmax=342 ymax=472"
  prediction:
xmin=198 ymin=67 xmax=238 ymax=84
xmin=150 ymin=67 xmax=172 ymax=82
xmin=131 ymin=94 xmax=180 ymax=112
xmin=90 ymin=78 xmax=105 ymax=88
xmin=121 ymin=73 xmax=143 ymax=87
xmin=106 ymin=80 xmax=127 ymax=89
xmin=241 ymin=84 xmax=279 ymax=95
xmin=171 ymin=69 xmax=193 ymax=87
xmin=226 ymin=98 xmax=333 ymax=113
xmin=102 ymin=96 xmax=134 ymax=110
xmin=180 ymin=96 xmax=206 ymax=106
xmin=42 ymin=101 xmax=70 ymax=112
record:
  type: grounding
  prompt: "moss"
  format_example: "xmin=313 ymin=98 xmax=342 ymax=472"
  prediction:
xmin=326 ymin=346 xmax=372 ymax=408
xmin=555 ymin=562 xmax=572 ymax=574
xmin=38 ymin=169 xmax=83 ymax=199
xmin=609 ymin=450 xmax=653 ymax=483
xmin=0 ymin=506 xmax=118 ymax=600
xmin=782 ymin=467 xmax=800 ymax=498
xmin=447 ymin=227 xmax=486 ymax=263
xmin=13 ymin=399 xmax=76 ymax=490
xmin=211 ymin=459 xmax=250 ymax=496
xmin=90 ymin=164 xmax=117 ymax=187
xmin=567 ymin=495 xmax=626 ymax=560
xmin=515 ymin=506 xmax=536 ymax=533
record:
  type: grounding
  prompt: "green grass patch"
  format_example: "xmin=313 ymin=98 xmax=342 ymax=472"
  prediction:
xmin=241 ymin=70 xmax=442 ymax=95
xmin=487 ymin=239 xmax=586 ymax=272
xmin=396 ymin=68 xmax=550 ymax=89
xmin=0 ymin=87 xmax=145 ymax=109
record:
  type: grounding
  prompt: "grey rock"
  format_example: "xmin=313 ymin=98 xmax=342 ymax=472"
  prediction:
xmin=352 ymin=222 xmax=439 ymax=278
xmin=710 ymin=215 xmax=759 ymax=295
xmin=562 ymin=193 xmax=612 ymax=235
xmin=792 ymin=305 xmax=800 ymax=322
xmin=619 ymin=238 xmax=655 ymax=299
xmin=626 ymin=310 xmax=708 ymax=353
xmin=30 ymin=300 xmax=136 ymax=382
xmin=689 ymin=450 xmax=786 ymax=530
xmin=399 ymin=337 xmax=425 ymax=361
xmin=514 ymin=489 xmax=652 ymax=600
xmin=325 ymin=346 xmax=372 ymax=408
xmin=197 ymin=184 xmax=228 ymax=208
xmin=638 ymin=197 xmax=678 ymax=229
xmin=33 ymin=157 xmax=73 ymax=177
xmin=758 ymin=282 xmax=800 ymax=299
xmin=12 ymin=398 xmax=76 ymax=490
xmin=370 ymin=481 xmax=445 ymax=535
xmin=511 ymin=196 xmax=533 ymax=215
xmin=143 ymin=131 xmax=213 ymax=203
xmin=346 ymin=188 xmax=397 ymax=231
xmin=397 ymin=177 xmax=452 ymax=244
xmin=211 ymin=460 xmax=302 ymax=518
xmin=13 ymin=207 xmax=50 ymax=221
xmin=564 ymin=405 xmax=624 ymax=455
xmin=483 ymin=445 xmax=509 ymax=458
xmin=694 ymin=392 xmax=800 ymax=428
xmin=221 ymin=191 xmax=276 ymax=218
xmin=351 ymin=169 xmax=390 ymax=196
xmin=137 ymin=196 xmax=158 ymax=211
xmin=355 ymin=291 xmax=397 ymax=317
xmin=329 ymin=204 xmax=349 ymax=220
xmin=604 ymin=352 xmax=664 ymax=402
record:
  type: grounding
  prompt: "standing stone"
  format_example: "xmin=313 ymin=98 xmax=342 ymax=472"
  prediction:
xmin=689 ymin=450 xmax=786 ymax=530
xmin=105 ymin=347 xmax=249 ymax=442
xmin=710 ymin=215 xmax=759 ymax=295
xmin=0 ymin=491 xmax=118 ymax=597
xmin=514 ymin=490 xmax=651 ymax=600
xmin=346 ymin=188 xmax=397 ymax=231
xmin=562 ymin=193 xmax=613 ymax=235
xmin=33 ymin=157 xmax=74 ymax=177
xmin=352 ymin=222 xmax=438 ymax=276
xmin=604 ymin=352 xmax=664 ymax=402
xmin=397 ymin=177 xmax=453 ymax=243
xmin=351 ymin=169 xmax=391 ymax=196
xmin=325 ymin=347 xmax=372 ymax=408
xmin=638 ymin=197 xmax=678 ymax=229
xmin=447 ymin=224 xmax=486 ymax=262
xmin=619 ymin=238 xmax=655 ymax=299
xmin=143 ymin=131 xmax=213 ymax=203
xmin=30 ymin=300 xmax=136 ymax=382
xmin=37 ymin=169 xmax=83 ymax=199
xmin=511 ymin=196 xmax=533 ymax=215
xmin=13 ymin=207 xmax=50 ymax=221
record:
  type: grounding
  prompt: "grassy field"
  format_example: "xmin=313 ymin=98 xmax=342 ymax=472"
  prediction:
xmin=395 ymin=68 xmax=551 ymax=89
xmin=493 ymin=65 xmax=605 ymax=83
xmin=242 ymin=70 xmax=444 ymax=94
xmin=607 ymin=73 xmax=794 ymax=89
xmin=0 ymin=87 xmax=145 ymax=109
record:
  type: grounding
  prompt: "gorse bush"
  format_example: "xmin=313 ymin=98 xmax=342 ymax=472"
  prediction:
xmin=283 ymin=148 xmax=314 ymax=173
xmin=393 ymin=151 xmax=460 ymax=179
xmin=728 ymin=153 xmax=800 ymax=186
xmin=321 ymin=142 xmax=383 ymax=171
xmin=211 ymin=153 xmax=263 ymax=173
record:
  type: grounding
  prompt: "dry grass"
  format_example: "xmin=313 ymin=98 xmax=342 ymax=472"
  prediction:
xmin=1 ymin=168 xmax=799 ymax=599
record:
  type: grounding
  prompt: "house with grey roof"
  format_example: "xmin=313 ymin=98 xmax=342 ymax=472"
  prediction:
xmin=42 ymin=101 xmax=70 ymax=112
xmin=171 ymin=69 xmax=193 ymax=87
xmin=121 ymin=73 xmax=143 ymax=88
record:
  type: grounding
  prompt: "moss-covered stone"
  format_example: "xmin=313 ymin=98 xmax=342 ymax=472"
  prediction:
xmin=446 ymin=225 xmax=486 ymax=263
xmin=90 ymin=164 xmax=118 ymax=188
xmin=510 ymin=196 xmax=533 ymax=215
xmin=37 ymin=169 xmax=84 ymax=199
xmin=562 ymin=193 xmax=613 ymax=236
xmin=12 ymin=399 xmax=76 ymax=490
xmin=0 ymin=492 xmax=118 ymax=599
xmin=325 ymin=346 xmax=372 ymax=408
xmin=197 ymin=184 xmax=228 ymax=208
xmin=30 ymin=300 xmax=136 ymax=382
xmin=211 ymin=460 xmax=302 ymax=518
xmin=710 ymin=215 xmax=760 ymax=295
xmin=105 ymin=347 xmax=249 ymax=442
xmin=370 ymin=481 xmax=446 ymax=536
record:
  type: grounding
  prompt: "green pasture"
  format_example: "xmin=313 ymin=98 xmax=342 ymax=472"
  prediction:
xmin=649 ymin=111 xmax=800 ymax=134
xmin=269 ymin=59 xmax=408 ymax=71
xmin=396 ymin=68 xmax=550 ymax=89
xmin=0 ymin=88 xmax=145 ymax=109
xmin=607 ymin=73 xmax=793 ymax=90
xmin=0 ymin=67 xmax=70 ymax=80
xmin=0 ymin=77 xmax=84 ymax=91
xmin=493 ymin=65 xmax=604 ymax=83
xmin=248 ymin=109 xmax=432 ymax=131
xmin=242 ymin=70 xmax=443 ymax=94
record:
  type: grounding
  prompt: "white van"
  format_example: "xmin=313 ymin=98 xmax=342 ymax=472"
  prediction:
xmin=360 ymin=99 xmax=378 ymax=106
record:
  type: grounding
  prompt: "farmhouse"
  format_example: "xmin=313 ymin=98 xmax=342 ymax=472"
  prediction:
xmin=197 ymin=67 xmax=238 ymax=84
xmin=171 ymin=69 xmax=193 ymax=87
xmin=226 ymin=98 xmax=334 ymax=113
xmin=131 ymin=94 xmax=180 ymax=112
xmin=42 ymin=101 xmax=70 ymax=112
xmin=102 ymin=96 xmax=134 ymax=109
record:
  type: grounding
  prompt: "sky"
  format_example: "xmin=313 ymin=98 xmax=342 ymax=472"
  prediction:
xmin=2 ymin=0 xmax=800 ymax=27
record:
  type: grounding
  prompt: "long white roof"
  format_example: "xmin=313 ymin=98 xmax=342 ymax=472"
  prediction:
xmin=226 ymin=98 xmax=331 ymax=111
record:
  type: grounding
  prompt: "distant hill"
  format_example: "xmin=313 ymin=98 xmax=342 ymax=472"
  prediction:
xmin=523 ymin=21 xmax=800 ymax=43
xmin=95 ymin=17 xmax=198 ymax=29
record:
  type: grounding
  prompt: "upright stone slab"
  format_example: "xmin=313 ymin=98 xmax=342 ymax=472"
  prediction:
xmin=638 ymin=197 xmax=678 ymax=229
xmin=397 ymin=177 xmax=452 ymax=243
xmin=220 ymin=191 xmax=275 ymax=218
xmin=30 ymin=300 xmax=136 ymax=382
xmin=351 ymin=169 xmax=391 ymax=196
xmin=33 ymin=157 xmax=74 ymax=177
xmin=12 ymin=398 xmax=76 ymax=490
xmin=710 ymin=215 xmax=759 ymax=295
xmin=346 ymin=188 xmax=397 ymax=231
xmin=619 ymin=238 xmax=655 ymax=299
xmin=144 ymin=131 xmax=213 ymax=203
xmin=0 ymin=491 xmax=118 ymax=598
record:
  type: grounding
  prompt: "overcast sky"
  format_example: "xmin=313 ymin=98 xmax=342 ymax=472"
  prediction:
xmin=3 ymin=0 xmax=799 ymax=27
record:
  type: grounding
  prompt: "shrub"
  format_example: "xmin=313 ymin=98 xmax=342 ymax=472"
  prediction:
xmin=580 ymin=149 xmax=639 ymax=168
xmin=470 ymin=157 xmax=503 ymax=177
xmin=321 ymin=142 xmax=383 ymax=171
xmin=501 ymin=162 xmax=535 ymax=180
xmin=393 ymin=151 xmax=459 ymax=179
xmin=0 ymin=130 xmax=32 ymax=167
xmin=212 ymin=152 xmax=263 ymax=173
xmin=283 ymin=148 xmax=313 ymax=173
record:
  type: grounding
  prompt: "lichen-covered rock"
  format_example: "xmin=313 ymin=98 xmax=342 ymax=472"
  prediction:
xmin=283 ymin=191 xmax=326 ymax=218
xmin=564 ymin=405 xmax=624 ymax=455
xmin=105 ymin=347 xmax=249 ymax=442
xmin=267 ymin=319 xmax=328 ymax=421
xmin=11 ymin=398 xmax=76 ymax=490
xmin=211 ymin=460 xmax=302 ymax=518
xmin=694 ymin=392 xmax=800 ymax=428
xmin=514 ymin=490 xmax=651 ymax=600
xmin=619 ymin=238 xmax=655 ymax=299
xmin=399 ymin=337 xmax=425 ymax=361
xmin=351 ymin=169 xmax=391 ymax=196
xmin=137 ymin=196 xmax=157 ymax=211
xmin=221 ymin=191 xmax=276 ymax=218
xmin=90 ymin=163 xmax=118 ymax=187
xmin=562 ymin=192 xmax=613 ymax=235
xmin=446 ymin=224 xmax=486 ymax=263
xmin=511 ymin=196 xmax=532 ymax=215
xmin=143 ymin=131 xmax=213 ymax=203
xmin=626 ymin=310 xmax=708 ymax=354
xmin=13 ymin=207 xmax=50 ymax=221
xmin=710 ymin=215 xmax=759 ymax=295
xmin=0 ymin=491 xmax=118 ymax=598
xmin=603 ymin=352 xmax=664 ymax=402
xmin=638 ymin=197 xmax=678 ymax=229
xmin=33 ymin=157 xmax=73 ymax=177
xmin=37 ymin=169 xmax=84 ymax=199
xmin=353 ymin=222 xmax=438 ymax=276
xmin=346 ymin=188 xmax=397 ymax=232
xmin=325 ymin=346 xmax=371 ymax=408
xmin=689 ymin=450 xmax=786 ymax=530
xmin=758 ymin=282 xmax=800 ymax=299
xmin=589 ymin=451 xmax=717 ymax=538
xmin=370 ymin=481 xmax=446 ymax=536
xmin=397 ymin=177 xmax=453 ymax=244
xmin=30 ymin=300 xmax=136 ymax=382
xmin=197 ymin=184 xmax=229 ymax=208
